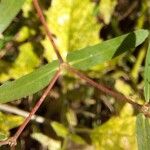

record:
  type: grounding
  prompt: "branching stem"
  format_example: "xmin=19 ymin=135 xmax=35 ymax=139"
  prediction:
xmin=0 ymin=0 xmax=149 ymax=148
xmin=66 ymin=64 xmax=150 ymax=117
xmin=66 ymin=65 xmax=142 ymax=110
xmin=0 ymin=69 xmax=61 ymax=147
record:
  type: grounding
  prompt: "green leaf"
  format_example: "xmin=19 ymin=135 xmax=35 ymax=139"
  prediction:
xmin=144 ymin=38 xmax=150 ymax=102
xmin=32 ymin=133 xmax=61 ymax=150
xmin=0 ymin=30 xmax=148 ymax=103
xmin=67 ymin=29 xmax=149 ymax=70
xmin=51 ymin=121 xmax=69 ymax=138
xmin=42 ymin=0 xmax=101 ymax=61
xmin=136 ymin=114 xmax=150 ymax=150
xmin=0 ymin=0 xmax=26 ymax=33
xmin=69 ymin=134 xmax=86 ymax=145
xmin=0 ymin=61 xmax=59 ymax=103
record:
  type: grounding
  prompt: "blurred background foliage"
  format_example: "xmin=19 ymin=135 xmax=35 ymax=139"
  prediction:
xmin=0 ymin=0 xmax=149 ymax=149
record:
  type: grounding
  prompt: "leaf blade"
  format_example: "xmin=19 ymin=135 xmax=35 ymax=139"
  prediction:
xmin=136 ymin=114 xmax=150 ymax=150
xmin=0 ymin=30 xmax=148 ymax=103
xmin=144 ymin=37 xmax=150 ymax=102
xmin=0 ymin=61 xmax=59 ymax=103
xmin=67 ymin=29 xmax=149 ymax=70
xmin=0 ymin=0 xmax=26 ymax=33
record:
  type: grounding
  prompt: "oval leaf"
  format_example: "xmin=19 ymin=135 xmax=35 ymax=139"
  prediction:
xmin=67 ymin=29 xmax=149 ymax=70
xmin=0 ymin=0 xmax=26 ymax=33
xmin=136 ymin=114 xmax=150 ymax=150
xmin=0 ymin=61 xmax=59 ymax=103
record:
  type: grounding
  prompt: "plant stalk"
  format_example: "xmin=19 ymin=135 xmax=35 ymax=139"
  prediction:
xmin=33 ymin=0 xmax=64 ymax=64
xmin=0 ymin=69 xmax=61 ymax=147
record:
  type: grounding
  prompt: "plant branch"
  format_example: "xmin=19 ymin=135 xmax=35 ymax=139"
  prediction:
xmin=33 ymin=0 xmax=64 ymax=64
xmin=0 ymin=0 xmax=149 ymax=148
xmin=0 ymin=69 xmax=61 ymax=147
xmin=66 ymin=64 xmax=150 ymax=116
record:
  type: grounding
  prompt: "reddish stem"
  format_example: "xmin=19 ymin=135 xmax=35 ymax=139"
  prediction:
xmin=33 ymin=0 xmax=64 ymax=64
xmin=66 ymin=65 xmax=143 ymax=111
xmin=0 ymin=69 xmax=61 ymax=147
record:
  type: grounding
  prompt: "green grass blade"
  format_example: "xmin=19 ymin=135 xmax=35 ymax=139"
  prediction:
xmin=0 ymin=0 xmax=26 ymax=33
xmin=67 ymin=29 xmax=149 ymax=70
xmin=144 ymin=36 xmax=150 ymax=102
xmin=136 ymin=114 xmax=150 ymax=150
xmin=0 ymin=61 xmax=59 ymax=103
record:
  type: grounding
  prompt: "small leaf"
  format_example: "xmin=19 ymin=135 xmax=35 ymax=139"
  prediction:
xmin=0 ymin=61 xmax=59 ymax=103
xmin=66 ymin=108 xmax=77 ymax=126
xmin=51 ymin=121 xmax=69 ymax=138
xmin=0 ymin=0 xmax=26 ymax=33
xmin=144 ymin=38 xmax=150 ymax=102
xmin=136 ymin=114 xmax=150 ymax=150
xmin=69 ymin=134 xmax=86 ymax=145
xmin=67 ymin=29 xmax=149 ymax=70
xmin=32 ymin=133 xmax=61 ymax=150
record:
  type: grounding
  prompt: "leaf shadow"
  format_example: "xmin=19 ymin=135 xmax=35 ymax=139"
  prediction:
xmin=113 ymin=32 xmax=136 ymax=58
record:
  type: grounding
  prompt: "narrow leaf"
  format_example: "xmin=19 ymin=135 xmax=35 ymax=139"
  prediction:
xmin=0 ymin=61 xmax=59 ymax=103
xmin=136 ymin=114 xmax=150 ymax=150
xmin=32 ymin=133 xmax=61 ymax=150
xmin=67 ymin=29 xmax=149 ymax=70
xmin=0 ymin=30 xmax=148 ymax=103
xmin=0 ymin=0 xmax=26 ymax=33
xmin=51 ymin=121 xmax=69 ymax=138
xmin=144 ymin=37 xmax=150 ymax=102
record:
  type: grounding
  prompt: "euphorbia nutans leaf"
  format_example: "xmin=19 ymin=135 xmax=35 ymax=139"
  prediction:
xmin=0 ymin=61 xmax=59 ymax=103
xmin=67 ymin=29 xmax=149 ymax=70
xmin=0 ymin=30 xmax=148 ymax=103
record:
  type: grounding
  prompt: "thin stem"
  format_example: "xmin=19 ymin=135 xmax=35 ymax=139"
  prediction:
xmin=0 ymin=69 xmax=61 ymax=147
xmin=33 ymin=0 xmax=64 ymax=64
xmin=66 ymin=65 xmax=143 ymax=111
